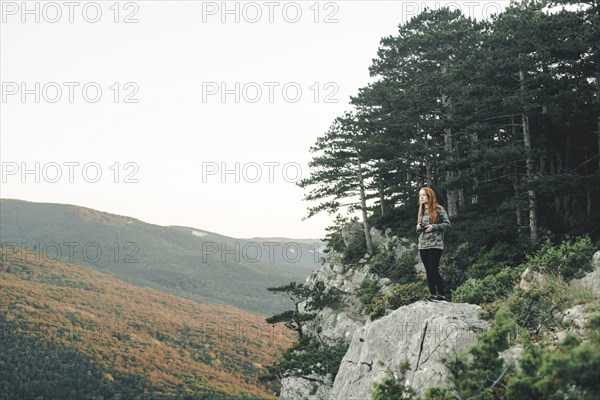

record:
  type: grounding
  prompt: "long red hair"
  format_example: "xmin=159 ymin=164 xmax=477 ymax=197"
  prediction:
xmin=418 ymin=187 xmax=439 ymax=224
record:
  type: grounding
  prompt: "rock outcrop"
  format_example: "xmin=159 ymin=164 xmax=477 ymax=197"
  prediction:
xmin=519 ymin=267 xmax=547 ymax=292
xmin=279 ymin=234 xmax=487 ymax=399
xmin=280 ymin=376 xmax=333 ymax=400
xmin=278 ymin=243 xmax=600 ymax=400
xmin=280 ymin=253 xmax=381 ymax=399
xmin=369 ymin=227 xmax=387 ymax=250
xmin=298 ymin=259 xmax=384 ymax=346
xmin=571 ymin=250 xmax=600 ymax=298
xmin=341 ymin=222 xmax=364 ymax=247
xmin=330 ymin=301 xmax=487 ymax=399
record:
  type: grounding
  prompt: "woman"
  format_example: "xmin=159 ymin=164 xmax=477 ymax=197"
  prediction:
xmin=416 ymin=187 xmax=451 ymax=301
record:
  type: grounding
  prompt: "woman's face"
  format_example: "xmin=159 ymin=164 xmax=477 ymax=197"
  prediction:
xmin=419 ymin=190 xmax=428 ymax=204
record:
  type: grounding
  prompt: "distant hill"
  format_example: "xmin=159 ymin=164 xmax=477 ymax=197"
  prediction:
xmin=0 ymin=245 xmax=293 ymax=399
xmin=0 ymin=199 xmax=324 ymax=315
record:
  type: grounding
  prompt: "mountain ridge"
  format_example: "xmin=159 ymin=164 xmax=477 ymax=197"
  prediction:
xmin=0 ymin=198 xmax=318 ymax=315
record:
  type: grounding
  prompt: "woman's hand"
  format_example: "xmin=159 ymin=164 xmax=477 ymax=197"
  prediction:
xmin=417 ymin=224 xmax=433 ymax=233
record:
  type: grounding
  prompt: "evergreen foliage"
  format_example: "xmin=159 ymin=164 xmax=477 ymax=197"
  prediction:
xmin=438 ymin=310 xmax=517 ymax=399
xmin=266 ymin=283 xmax=316 ymax=340
xmin=522 ymin=236 xmax=596 ymax=279
xmin=259 ymin=337 xmax=349 ymax=384
xmin=453 ymin=236 xmax=596 ymax=306
xmin=426 ymin=309 xmax=600 ymax=400
xmin=262 ymin=281 xmax=347 ymax=386
xmin=452 ymin=267 xmax=522 ymax=305
xmin=506 ymin=333 xmax=600 ymax=399
xmin=341 ymin=238 xmax=369 ymax=266
xmin=321 ymin=215 xmax=369 ymax=267
xmin=300 ymin=0 xmax=600 ymax=293
xmin=370 ymin=245 xmax=419 ymax=284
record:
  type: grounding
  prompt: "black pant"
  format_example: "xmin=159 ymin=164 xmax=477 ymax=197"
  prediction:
xmin=420 ymin=248 xmax=445 ymax=296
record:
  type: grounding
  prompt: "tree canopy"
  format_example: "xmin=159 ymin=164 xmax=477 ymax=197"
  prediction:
xmin=300 ymin=0 xmax=600 ymax=247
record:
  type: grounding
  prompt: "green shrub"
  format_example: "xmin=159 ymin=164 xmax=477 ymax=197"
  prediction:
xmin=523 ymin=236 xmax=596 ymax=280
xmin=429 ymin=309 xmax=600 ymax=400
xmin=440 ymin=234 xmax=531 ymax=292
xmin=304 ymin=281 xmax=343 ymax=311
xmin=369 ymin=297 xmax=387 ymax=320
xmin=356 ymin=279 xmax=380 ymax=309
xmin=588 ymin=313 xmax=600 ymax=347
xmin=370 ymin=244 xmax=418 ymax=284
xmin=468 ymin=241 xmax=527 ymax=279
xmin=322 ymin=215 xmax=351 ymax=255
xmin=452 ymin=236 xmax=597 ymax=306
xmin=392 ymin=248 xmax=419 ymax=284
xmin=385 ymin=282 xmax=429 ymax=310
xmin=322 ymin=230 xmax=345 ymax=256
xmin=506 ymin=287 xmax=560 ymax=336
xmin=370 ymin=245 xmax=397 ymax=277
xmin=322 ymin=215 xmax=368 ymax=266
xmin=372 ymin=361 xmax=417 ymax=400
xmin=355 ymin=279 xmax=386 ymax=320
xmin=505 ymin=275 xmax=578 ymax=336
xmin=452 ymin=267 xmax=521 ymax=305
xmin=426 ymin=239 xmax=600 ymax=399
xmin=260 ymin=337 xmax=349 ymax=384
xmin=479 ymin=300 xmax=503 ymax=321
xmin=342 ymin=238 xmax=368 ymax=265
xmin=355 ymin=279 xmax=427 ymax=320
xmin=428 ymin=304 xmax=600 ymax=400
xmin=506 ymin=333 xmax=600 ymax=400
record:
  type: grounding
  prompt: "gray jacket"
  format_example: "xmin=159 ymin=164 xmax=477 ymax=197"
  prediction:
xmin=417 ymin=205 xmax=451 ymax=250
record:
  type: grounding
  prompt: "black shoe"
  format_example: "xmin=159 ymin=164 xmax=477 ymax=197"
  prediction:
xmin=428 ymin=294 xmax=437 ymax=301
xmin=435 ymin=295 xmax=446 ymax=301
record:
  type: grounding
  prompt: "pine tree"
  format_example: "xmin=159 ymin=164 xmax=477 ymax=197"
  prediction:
xmin=298 ymin=112 xmax=377 ymax=255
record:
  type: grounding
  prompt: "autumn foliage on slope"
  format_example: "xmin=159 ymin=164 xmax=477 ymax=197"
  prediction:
xmin=0 ymin=246 xmax=294 ymax=399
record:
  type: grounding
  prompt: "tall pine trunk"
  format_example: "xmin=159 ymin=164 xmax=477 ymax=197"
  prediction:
xmin=520 ymin=69 xmax=538 ymax=242
xmin=585 ymin=146 xmax=591 ymax=216
xmin=441 ymin=63 xmax=458 ymax=217
xmin=511 ymin=117 xmax=524 ymax=229
xmin=357 ymin=157 xmax=374 ymax=255
xmin=378 ymin=173 xmax=385 ymax=217
xmin=444 ymin=131 xmax=458 ymax=216
xmin=514 ymin=168 xmax=523 ymax=229
xmin=596 ymin=67 xmax=600 ymax=171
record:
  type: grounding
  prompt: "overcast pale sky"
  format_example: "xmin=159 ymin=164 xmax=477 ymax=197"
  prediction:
xmin=0 ymin=0 xmax=508 ymax=239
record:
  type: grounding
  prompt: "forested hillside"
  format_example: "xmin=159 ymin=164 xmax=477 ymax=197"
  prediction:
xmin=0 ymin=246 xmax=293 ymax=399
xmin=0 ymin=199 xmax=316 ymax=316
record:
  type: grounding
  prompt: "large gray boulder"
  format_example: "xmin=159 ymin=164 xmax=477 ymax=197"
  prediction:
xmin=520 ymin=267 xmax=547 ymax=292
xmin=298 ymin=263 xmax=380 ymax=346
xmin=280 ymin=258 xmax=376 ymax=398
xmin=370 ymin=227 xmax=386 ymax=249
xmin=329 ymin=301 xmax=487 ymax=399
xmin=302 ymin=307 xmax=363 ymax=347
xmin=341 ymin=222 xmax=364 ymax=247
xmin=571 ymin=250 xmax=600 ymax=298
